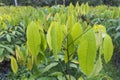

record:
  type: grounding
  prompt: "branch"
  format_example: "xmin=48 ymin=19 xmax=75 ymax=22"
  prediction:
xmin=68 ymin=28 xmax=92 ymax=47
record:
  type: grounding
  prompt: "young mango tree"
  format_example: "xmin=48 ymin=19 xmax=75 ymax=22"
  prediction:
xmin=10 ymin=4 xmax=113 ymax=80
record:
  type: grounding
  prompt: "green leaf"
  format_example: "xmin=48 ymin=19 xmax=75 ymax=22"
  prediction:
xmin=6 ymin=34 xmax=11 ymax=42
xmin=77 ymin=29 xmax=96 ymax=76
xmin=10 ymin=56 xmax=18 ymax=74
xmin=71 ymin=22 xmax=82 ymax=45
xmin=78 ymin=77 xmax=84 ymax=80
xmin=34 ymin=52 xmax=46 ymax=66
xmin=103 ymin=34 xmax=113 ymax=63
xmin=27 ymin=21 xmax=41 ymax=57
xmin=15 ymin=46 xmax=24 ymax=64
xmin=68 ymin=3 xmax=74 ymax=15
xmin=66 ymin=75 xmax=76 ymax=80
xmin=38 ymin=11 xmax=46 ymax=25
xmin=0 ymin=44 xmax=14 ymax=54
xmin=49 ymin=72 xmax=63 ymax=76
xmin=27 ymin=57 xmax=33 ymax=70
xmin=47 ymin=22 xmax=63 ymax=59
xmin=57 ymin=75 xmax=76 ymax=80
xmin=89 ymin=57 xmax=102 ymax=77
xmin=95 ymin=32 xmax=102 ymax=50
xmin=60 ymin=13 xmax=67 ymax=25
xmin=0 ymin=57 xmax=4 ymax=62
xmin=66 ymin=15 xmax=75 ymax=31
xmin=46 ymin=23 xmax=52 ymax=50
xmin=0 ymin=48 xmax=4 ymax=55
xmin=6 ymin=47 xmax=14 ymax=54
xmin=54 ymin=13 xmax=60 ymax=23
xmin=85 ymin=3 xmax=89 ymax=15
xmin=57 ymin=76 xmax=66 ymax=80
xmin=41 ymin=63 xmax=58 ymax=74
xmin=40 ymin=32 xmax=47 ymax=51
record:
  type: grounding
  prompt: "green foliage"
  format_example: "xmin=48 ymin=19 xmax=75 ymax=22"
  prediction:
xmin=0 ymin=22 xmax=26 ymax=62
xmin=0 ymin=4 xmax=116 ymax=80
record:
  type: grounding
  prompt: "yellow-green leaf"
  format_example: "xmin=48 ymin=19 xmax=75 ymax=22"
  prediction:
xmin=27 ymin=21 xmax=41 ymax=57
xmin=40 ymin=32 xmax=47 ymax=51
xmin=78 ymin=77 xmax=84 ymax=80
xmin=77 ymin=29 xmax=96 ymax=76
xmin=15 ymin=46 xmax=24 ymax=64
xmin=85 ymin=3 xmax=89 ymax=15
xmin=27 ymin=57 xmax=33 ymax=70
xmin=71 ymin=22 xmax=82 ymax=45
xmin=47 ymin=22 xmax=63 ymax=59
xmin=103 ymin=34 xmax=113 ymax=63
xmin=47 ymin=23 xmax=52 ymax=50
xmin=60 ymin=13 xmax=67 ymax=25
xmin=10 ymin=56 xmax=18 ymax=74
xmin=89 ymin=57 xmax=102 ymax=77
xmin=66 ymin=15 xmax=75 ymax=31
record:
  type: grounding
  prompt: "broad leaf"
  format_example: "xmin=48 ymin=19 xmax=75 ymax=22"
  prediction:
xmin=41 ymin=63 xmax=58 ymax=74
xmin=40 ymin=32 xmax=47 ymax=51
xmin=66 ymin=75 xmax=76 ymax=80
xmin=47 ymin=22 xmax=63 ymax=59
xmin=60 ymin=13 xmax=67 ymax=25
xmin=10 ymin=56 xmax=18 ymax=74
xmin=15 ymin=46 xmax=24 ymax=62
xmin=103 ymin=34 xmax=113 ymax=63
xmin=89 ymin=57 xmax=102 ymax=77
xmin=77 ymin=29 xmax=96 ymax=76
xmin=49 ymin=72 xmax=63 ymax=76
xmin=78 ymin=77 xmax=84 ymax=80
xmin=0 ymin=44 xmax=14 ymax=54
xmin=66 ymin=15 xmax=75 ymax=31
xmin=27 ymin=21 xmax=41 ymax=57
xmin=71 ymin=22 xmax=82 ymax=45
xmin=6 ymin=34 xmax=11 ymax=42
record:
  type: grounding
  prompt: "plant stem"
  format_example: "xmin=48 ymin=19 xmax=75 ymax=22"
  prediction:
xmin=59 ymin=59 xmax=68 ymax=80
xmin=68 ymin=28 xmax=91 ymax=47
xmin=66 ymin=33 xmax=71 ymax=80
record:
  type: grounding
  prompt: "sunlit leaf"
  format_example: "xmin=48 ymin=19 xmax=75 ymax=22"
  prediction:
xmin=27 ymin=57 xmax=33 ymax=70
xmin=15 ymin=46 xmax=24 ymax=62
xmin=27 ymin=21 xmax=41 ymax=57
xmin=71 ymin=22 xmax=82 ymax=45
xmin=103 ymin=34 xmax=113 ymax=63
xmin=10 ymin=56 xmax=18 ymax=74
xmin=90 ymin=57 xmax=102 ymax=77
xmin=47 ymin=22 xmax=63 ymax=59
xmin=78 ymin=29 xmax=96 ymax=76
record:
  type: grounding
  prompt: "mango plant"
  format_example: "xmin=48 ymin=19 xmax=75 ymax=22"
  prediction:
xmin=16 ymin=20 xmax=113 ymax=80
xmin=7 ymin=4 xmax=114 ymax=80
